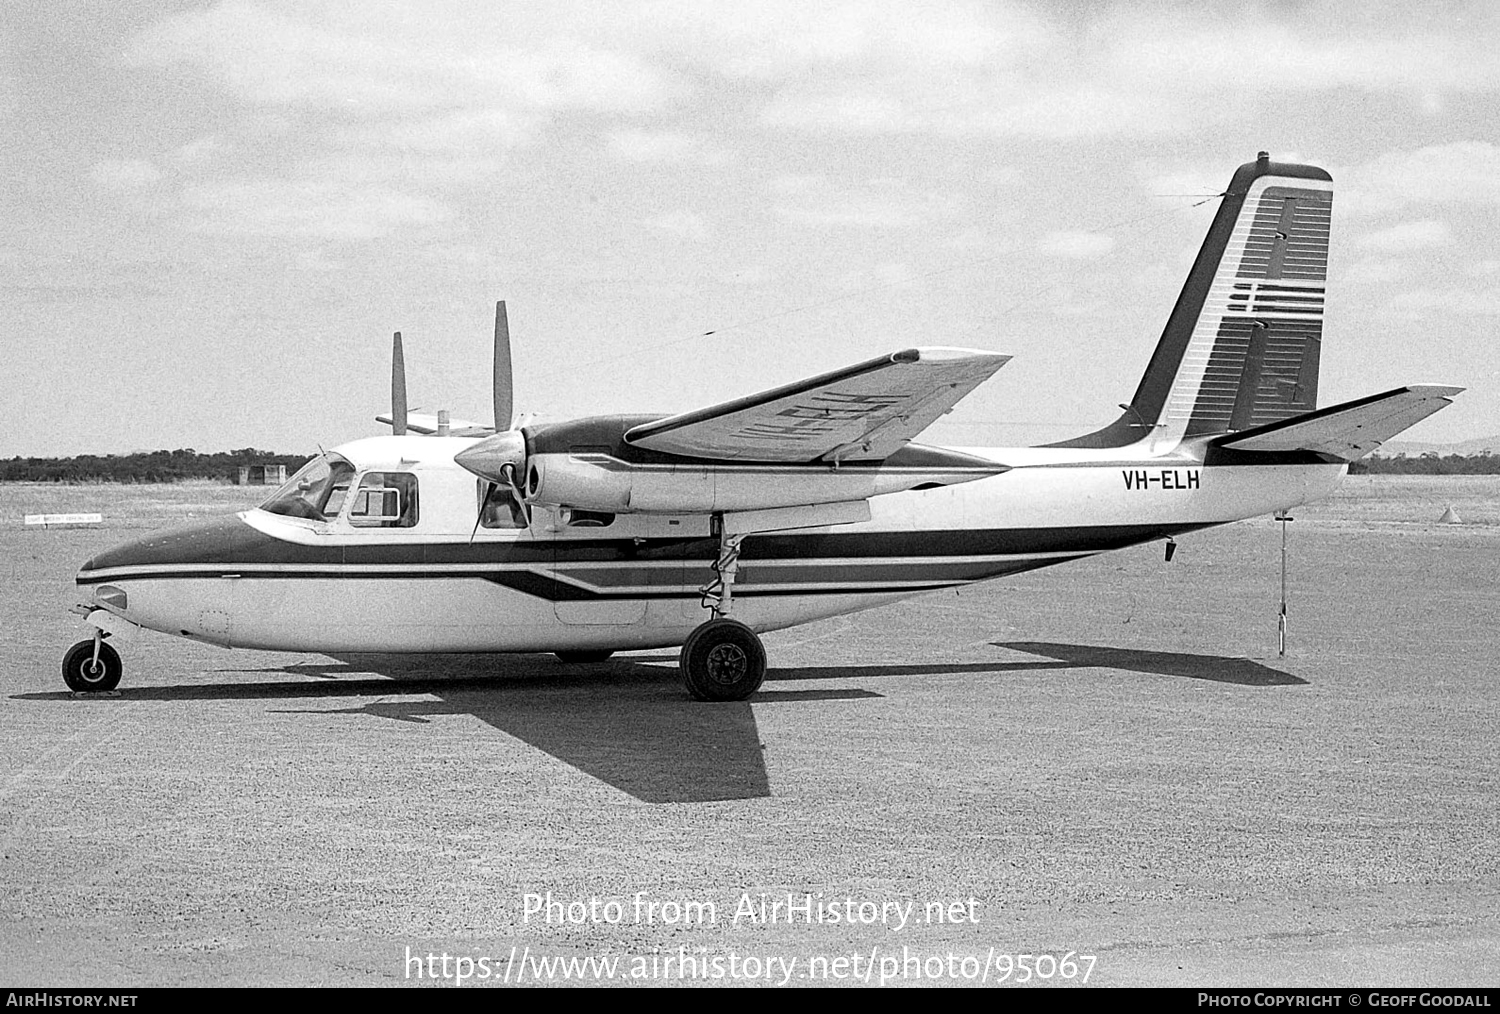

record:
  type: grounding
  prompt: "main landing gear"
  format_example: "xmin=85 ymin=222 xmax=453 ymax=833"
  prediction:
xmin=62 ymin=632 xmax=122 ymax=693
xmin=681 ymin=518 xmax=767 ymax=702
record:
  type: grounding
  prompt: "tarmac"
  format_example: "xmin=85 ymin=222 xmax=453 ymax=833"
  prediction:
xmin=1 ymin=477 xmax=1496 ymax=987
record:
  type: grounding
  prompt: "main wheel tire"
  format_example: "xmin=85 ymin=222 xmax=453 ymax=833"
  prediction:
xmin=679 ymin=619 xmax=766 ymax=702
xmin=554 ymin=649 xmax=615 ymax=664
xmin=62 ymin=639 xmax=122 ymax=693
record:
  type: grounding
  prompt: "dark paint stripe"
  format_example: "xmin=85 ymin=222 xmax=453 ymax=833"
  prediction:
xmin=81 ymin=520 xmax=1204 ymax=575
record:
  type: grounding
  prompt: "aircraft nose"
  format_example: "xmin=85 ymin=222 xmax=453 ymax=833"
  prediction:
xmin=77 ymin=514 xmax=277 ymax=579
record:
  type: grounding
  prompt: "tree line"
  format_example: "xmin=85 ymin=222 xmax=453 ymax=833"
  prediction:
xmin=1349 ymin=452 xmax=1500 ymax=475
xmin=0 ymin=449 xmax=314 ymax=483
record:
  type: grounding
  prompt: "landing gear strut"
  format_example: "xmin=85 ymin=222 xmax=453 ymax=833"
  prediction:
xmin=62 ymin=632 xmax=122 ymax=693
xmin=682 ymin=516 xmax=766 ymax=701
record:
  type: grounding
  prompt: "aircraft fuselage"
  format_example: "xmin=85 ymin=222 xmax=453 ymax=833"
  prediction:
xmin=75 ymin=434 xmax=1346 ymax=655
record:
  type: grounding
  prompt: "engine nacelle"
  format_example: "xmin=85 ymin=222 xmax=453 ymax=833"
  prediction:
xmin=525 ymin=451 xmax=1003 ymax=513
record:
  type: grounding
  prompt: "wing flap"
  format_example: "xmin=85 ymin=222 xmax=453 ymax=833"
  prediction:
xmin=1213 ymin=385 xmax=1463 ymax=459
xmin=624 ymin=347 xmax=1010 ymax=462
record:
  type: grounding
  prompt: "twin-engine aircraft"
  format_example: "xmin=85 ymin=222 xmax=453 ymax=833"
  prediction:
xmin=66 ymin=153 xmax=1461 ymax=701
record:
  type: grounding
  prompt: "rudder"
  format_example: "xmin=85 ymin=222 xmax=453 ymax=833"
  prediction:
xmin=1053 ymin=152 xmax=1333 ymax=448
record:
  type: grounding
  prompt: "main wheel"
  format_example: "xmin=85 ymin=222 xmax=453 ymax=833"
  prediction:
xmin=62 ymin=639 xmax=122 ymax=693
xmin=554 ymin=649 xmax=615 ymax=664
xmin=679 ymin=619 xmax=766 ymax=702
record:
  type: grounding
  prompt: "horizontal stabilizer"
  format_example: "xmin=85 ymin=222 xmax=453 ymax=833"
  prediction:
xmin=375 ymin=412 xmax=490 ymax=437
xmin=625 ymin=347 xmax=1010 ymax=462
xmin=1213 ymin=385 xmax=1463 ymax=460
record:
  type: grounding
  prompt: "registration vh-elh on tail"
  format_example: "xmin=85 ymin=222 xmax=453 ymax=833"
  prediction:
xmin=67 ymin=153 xmax=1461 ymax=701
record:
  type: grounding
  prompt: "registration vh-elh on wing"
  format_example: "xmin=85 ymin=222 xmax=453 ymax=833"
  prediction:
xmin=66 ymin=153 xmax=1461 ymax=701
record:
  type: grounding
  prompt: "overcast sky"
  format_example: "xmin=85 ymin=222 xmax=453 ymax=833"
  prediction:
xmin=4 ymin=0 xmax=1497 ymax=456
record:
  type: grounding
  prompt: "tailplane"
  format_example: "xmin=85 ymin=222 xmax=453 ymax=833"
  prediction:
xmin=1212 ymin=385 xmax=1463 ymax=461
xmin=1054 ymin=152 xmax=1333 ymax=448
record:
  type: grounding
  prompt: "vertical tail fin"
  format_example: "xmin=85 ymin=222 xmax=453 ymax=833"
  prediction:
xmin=1052 ymin=152 xmax=1333 ymax=449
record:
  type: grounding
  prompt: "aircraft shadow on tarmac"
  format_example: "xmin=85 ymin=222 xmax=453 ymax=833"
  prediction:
xmin=15 ymin=643 xmax=1299 ymax=803
xmin=997 ymin=642 xmax=1307 ymax=686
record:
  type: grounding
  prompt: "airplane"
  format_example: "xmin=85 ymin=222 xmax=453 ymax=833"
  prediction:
xmin=65 ymin=152 xmax=1462 ymax=702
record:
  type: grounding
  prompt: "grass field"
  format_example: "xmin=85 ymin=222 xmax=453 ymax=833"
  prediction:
xmin=1 ymin=477 xmax=1496 ymax=987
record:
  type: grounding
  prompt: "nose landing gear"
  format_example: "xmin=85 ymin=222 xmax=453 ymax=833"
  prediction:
xmin=62 ymin=634 xmax=122 ymax=693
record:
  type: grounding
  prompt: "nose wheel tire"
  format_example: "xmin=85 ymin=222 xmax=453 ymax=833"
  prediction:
xmin=554 ymin=650 xmax=615 ymax=664
xmin=62 ymin=640 xmax=122 ymax=693
xmin=679 ymin=619 xmax=766 ymax=702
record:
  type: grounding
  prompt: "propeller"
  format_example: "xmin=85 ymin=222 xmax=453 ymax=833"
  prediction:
xmin=391 ymin=331 xmax=408 ymax=436
xmin=456 ymin=299 xmax=534 ymax=528
xmin=493 ymin=300 xmax=513 ymax=431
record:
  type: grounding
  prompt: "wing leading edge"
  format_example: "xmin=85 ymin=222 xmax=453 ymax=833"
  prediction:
xmin=624 ymin=347 xmax=1011 ymax=462
xmin=1213 ymin=385 xmax=1464 ymax=460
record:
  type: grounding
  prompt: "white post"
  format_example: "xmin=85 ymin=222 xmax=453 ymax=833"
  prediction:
xmin=1276 ymin=511 xmax=1292 ymax=658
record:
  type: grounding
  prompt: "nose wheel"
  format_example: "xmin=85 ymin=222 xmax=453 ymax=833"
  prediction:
xmin=62 ymin=638 xmax=122 ymax=693
xmin=679 ymin=618 xmax=766 ymax=702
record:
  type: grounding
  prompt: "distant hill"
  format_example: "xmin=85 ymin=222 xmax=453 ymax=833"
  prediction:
xmin=1383 ymin=434 xmax=1500 ymax=457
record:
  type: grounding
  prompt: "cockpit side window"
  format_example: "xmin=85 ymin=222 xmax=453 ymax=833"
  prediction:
xmin=477 ymin=480 xmax=527 ymax=529
xmin=349 ymin=471 xmax=420 ymax=528
xmin=259 ymin=454 xmax=355 ymax=522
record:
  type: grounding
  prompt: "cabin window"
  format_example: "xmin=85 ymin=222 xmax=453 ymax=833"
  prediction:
xmin=349 ymin=472 xmax=419 ymax=528
xmin=259 ymin=453 xmax=355 ymax=522
xmin=477 ymin=479 xmax=527 ymax=529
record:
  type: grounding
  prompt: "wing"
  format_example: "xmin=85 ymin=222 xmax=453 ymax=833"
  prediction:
xmin=1213 ymin=385 xmax=1463 ymax=460
xmin=624 ymin=347 xmax=1011 ymax=462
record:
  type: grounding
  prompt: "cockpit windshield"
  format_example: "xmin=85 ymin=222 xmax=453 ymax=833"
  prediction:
xmin=258 ymin=453 xmax=356 ymax=521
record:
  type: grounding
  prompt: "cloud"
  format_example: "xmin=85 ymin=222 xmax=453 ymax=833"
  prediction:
xmin=1342 ymin=258 xmax=1408 ymax=285
xmin=719 ymin=264 xmax=772 ymax=287
xmin=743 ymin=6 xmax=1500 ymax=139
xmin=1104 ymin=14 xmax=1500 ymax=95
xmin=123 ymin=2 xmax=677 ymax=115
xmin=771 ymin=176 xmax=959 ymax=229
xmin=606 ymin=130 xmax=733 ymax=166
xmin=89 ymin=159 xmax=163 ymax=189
xmin=349 ymin=109 xmax=536 ymax=152
xmin=760 ymin=77 xmax=1183 ymax=138
xmin=180 ymin=178 xmax=452 ymax=239
xmin=1340 ymin=142 xmax=1500 ymax=216
xmin=1038 ymin=231 xmax=1115 ymax=260
xmin=873 ymin=261 xmax=917 ymax=289
xmin=1385 ymin=287 xmax=1500 ymax=317
xmin=643 ymin=211 xmax=710 ymax=240
xmin=640 ymin=0 xmax=1039 ymax=81
xmin=1356 ymin=219 xmax=1454 ymax=251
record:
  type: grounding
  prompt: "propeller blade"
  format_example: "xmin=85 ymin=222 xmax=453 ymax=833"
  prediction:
xmin=493 ymin=300 xmax=513 ymax=432
xmin=470 ymin=481 xmax=497 ymax=545
xmin=391 ymin=331 xmax=408 ymax=436
xmin=501 ymin=462 xmax=531 ymax=526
